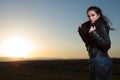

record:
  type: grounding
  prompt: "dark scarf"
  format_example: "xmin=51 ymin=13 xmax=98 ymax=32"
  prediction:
xmin=80 ymin=17 xmax=109 ymax=35
xmin=91 ymin=17 xmax=105 ymax=28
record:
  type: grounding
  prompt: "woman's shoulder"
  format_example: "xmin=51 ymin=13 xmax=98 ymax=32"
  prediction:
xmin=82 ymin=21 xmax=90 ymax=26
xmin=97 ymin=23 xmax=110 ymax=33
xmin=95 ymin=19 xmax=108 ymax=29
xmin=82 ymin=21 xmax=91 ymax=29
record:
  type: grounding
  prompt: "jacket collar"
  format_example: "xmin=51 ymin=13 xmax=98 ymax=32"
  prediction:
xmin=91 ymin=17 xmax=104 ymax=28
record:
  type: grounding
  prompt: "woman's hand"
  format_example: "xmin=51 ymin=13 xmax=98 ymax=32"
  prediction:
xmin=89 ymin=26 xmax=96 ymax=33
xmin=78 ymin=24 xmax=82 ymax=28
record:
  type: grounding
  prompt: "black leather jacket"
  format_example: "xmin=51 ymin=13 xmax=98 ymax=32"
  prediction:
xmin=78 ymin=18 xmax=111 ymax=58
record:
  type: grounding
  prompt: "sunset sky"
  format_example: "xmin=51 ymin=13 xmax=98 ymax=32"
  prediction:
xmin=0 ymin=0 xmax=120 ymax=59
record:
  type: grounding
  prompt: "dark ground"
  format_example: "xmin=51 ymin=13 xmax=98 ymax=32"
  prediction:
xmin=0 ymin=58 xmax=119 ymax=80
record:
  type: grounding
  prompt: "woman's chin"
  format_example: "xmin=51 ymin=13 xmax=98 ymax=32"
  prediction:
xmin=91 ymin=21 xmax=94 ymax=23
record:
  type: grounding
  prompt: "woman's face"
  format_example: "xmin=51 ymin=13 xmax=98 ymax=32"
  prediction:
xmin=87 ymin=10 xmax=100 ymax=23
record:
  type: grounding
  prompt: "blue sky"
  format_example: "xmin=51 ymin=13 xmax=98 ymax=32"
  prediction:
xmin=0 ymin=0 xmax=120 ymax=59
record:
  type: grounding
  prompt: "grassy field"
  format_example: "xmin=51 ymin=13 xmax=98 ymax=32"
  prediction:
xmin=0 ymin=59 xmax=119 ymax=80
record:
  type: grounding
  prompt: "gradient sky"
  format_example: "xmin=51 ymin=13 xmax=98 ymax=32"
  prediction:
xmin=0 ymin=0 xmax=120 ymax=59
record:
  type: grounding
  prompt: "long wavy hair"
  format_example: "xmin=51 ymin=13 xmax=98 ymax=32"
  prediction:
xmin=87 ymin=6 xmax=114 ymax=30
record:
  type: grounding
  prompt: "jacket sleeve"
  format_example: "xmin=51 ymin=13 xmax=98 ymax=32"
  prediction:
xmin=78 ymin=27 xmax=86 ymax=42
xmin=90 ymin=25 xmax=111 ymax=51
xmin=78 ymin=27 xmax=89 ymax=47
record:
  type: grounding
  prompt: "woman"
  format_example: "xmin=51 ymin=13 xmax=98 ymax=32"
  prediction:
xmin=78 ymin=6 xmax=113 ymax=80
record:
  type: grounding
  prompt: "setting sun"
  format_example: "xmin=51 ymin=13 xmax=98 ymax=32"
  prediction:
xmin=0 ymin=36 xmax=35 ymax=58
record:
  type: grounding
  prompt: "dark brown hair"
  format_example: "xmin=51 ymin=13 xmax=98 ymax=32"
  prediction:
xmin=87 ymin=6 xmax=114 ymax=30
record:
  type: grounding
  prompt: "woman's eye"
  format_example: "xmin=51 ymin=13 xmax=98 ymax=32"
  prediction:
xmin=91 ymin=14 xmax=95 ymax=16
xmin=87 ymin=14 xmax=95 ymax=17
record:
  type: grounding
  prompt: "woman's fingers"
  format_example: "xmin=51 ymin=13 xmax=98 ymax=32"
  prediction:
xmin=89 ymin=26 xmax=96 ymax=33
